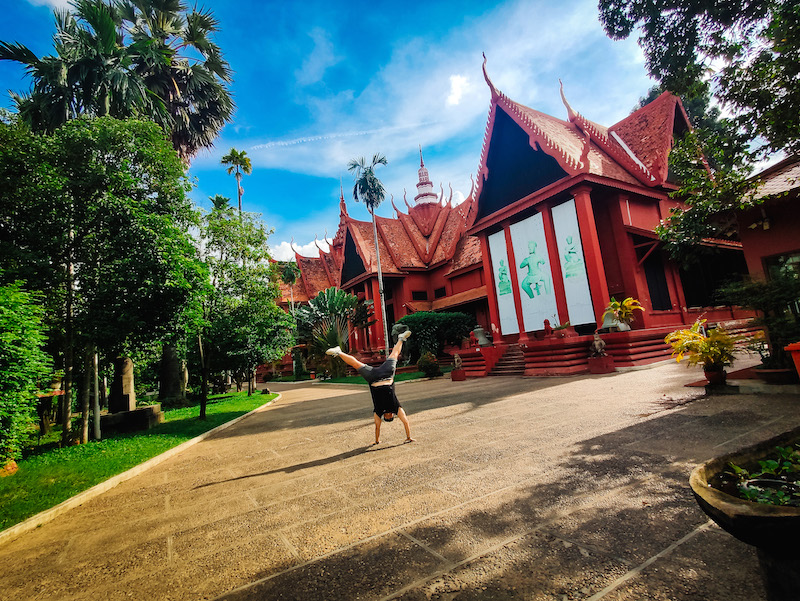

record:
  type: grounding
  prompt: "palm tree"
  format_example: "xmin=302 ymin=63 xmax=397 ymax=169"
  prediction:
xmin=118 ymin=0 xmax=234 ymax=161
xmin=348 ymin=153 xmax=390 ymax=351
xmin=1 ymin=0 xmax=234 ymax=159
xmin=221 ymin=148 xmax=252 ymax=213
xmin=0 ymin=0 xmax=152 ymax=132
xmin=281 ymin=261 xmax=301 ymax=312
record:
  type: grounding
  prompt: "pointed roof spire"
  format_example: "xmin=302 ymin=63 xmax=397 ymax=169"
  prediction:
xmin=414 ymin=146 xmax=439 ymax=204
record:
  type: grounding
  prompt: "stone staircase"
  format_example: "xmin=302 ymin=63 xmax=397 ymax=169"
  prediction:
xmin=489 ymin=344 xmax=526 ymax=376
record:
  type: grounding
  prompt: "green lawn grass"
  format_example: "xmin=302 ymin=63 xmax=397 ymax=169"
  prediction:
xmin=0 ymin=392 xmax=276 ymax=532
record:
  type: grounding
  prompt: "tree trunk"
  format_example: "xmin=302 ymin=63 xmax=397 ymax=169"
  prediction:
xmin=61 ymin=257 xmax=74 ymax=447
xmin=80 ymin=346 xmax=90 ymax=444
xmin=371 ymin=210 xmax=390 ymax=351
xmin=198 ymin=335 xmax=208 ymax=420
xmin=92 ymin=349 xmax=101 ymax=440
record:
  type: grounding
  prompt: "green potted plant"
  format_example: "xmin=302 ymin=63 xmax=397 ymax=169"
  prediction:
xmin=716 ymin=274 xmax=800 ymax=383
xmin=601 ymin=297 xmax=644 ymax=331
xmin=664 ymin=319 xmax=743 ymax=384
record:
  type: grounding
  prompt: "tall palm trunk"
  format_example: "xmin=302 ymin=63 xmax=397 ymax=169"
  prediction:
xmin=371 ymin=209 xmax=390 ymax=351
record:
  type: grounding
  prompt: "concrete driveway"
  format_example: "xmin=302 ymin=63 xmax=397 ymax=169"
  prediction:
xmin=2 ymin=361 xmax=799 ymax=601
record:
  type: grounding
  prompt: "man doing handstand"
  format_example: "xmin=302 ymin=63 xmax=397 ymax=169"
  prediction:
xmin=326 ymin=330 xmax=414 ymax=445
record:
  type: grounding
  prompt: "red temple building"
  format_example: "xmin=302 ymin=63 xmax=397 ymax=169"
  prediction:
xmin=279 ymin=62 xmax=754 ymax=376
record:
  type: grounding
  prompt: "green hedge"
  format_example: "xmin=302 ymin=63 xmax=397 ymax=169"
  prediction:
xmin=396 ymin=311 xmax=472 ymax=359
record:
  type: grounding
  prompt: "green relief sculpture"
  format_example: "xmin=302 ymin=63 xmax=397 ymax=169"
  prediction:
xmin=497 ymin=260 xmax=512 ymax=296
xmin=519 ymin=240 xmax=552 ymax=299
xmin=563 ymin=234 xmax=584 ymax=279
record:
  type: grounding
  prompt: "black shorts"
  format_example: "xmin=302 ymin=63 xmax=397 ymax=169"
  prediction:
xmin=369 ymin=383 xmax=401 ymax=417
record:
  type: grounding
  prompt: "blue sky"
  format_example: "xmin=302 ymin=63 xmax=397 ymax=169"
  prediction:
xmin=1 ymin=0 xmax=654 ymax=260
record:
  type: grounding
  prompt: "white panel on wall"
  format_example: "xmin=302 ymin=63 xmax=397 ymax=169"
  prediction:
xmin=552 ymin=199 xmax=596 ymax=326
xmin=509 ymin=214 xmax=559 ymax=332
xmin=487 ymin=230 xmax=519 ymax=335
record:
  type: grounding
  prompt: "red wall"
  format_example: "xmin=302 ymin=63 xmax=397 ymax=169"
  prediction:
xmin=739 ymin=198 xmax=800 ymax=279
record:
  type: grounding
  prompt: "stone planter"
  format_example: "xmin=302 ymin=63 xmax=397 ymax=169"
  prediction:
xmin=689 ymin=427 xmax=800 ymax=600
xmin=754 ymin=367 xmax=799 ymax=385
xmin=785 ymin=341 xmax=800 ymax=378
xmin=587 ymin=355 xmax=615 ymax=374
xmin=450 ymin=368 xmax=466 ymax=381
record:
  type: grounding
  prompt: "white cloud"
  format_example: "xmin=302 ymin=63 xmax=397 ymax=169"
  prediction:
xmin=447 ymin=75 xmax=469 ymax=106
xmin=295 ymin=27 xmax=341 ymax=87
xmin=270 ymin=239 xmax=330 ymax=261
xmin=26 ymin=0 xmax=71 ymax=8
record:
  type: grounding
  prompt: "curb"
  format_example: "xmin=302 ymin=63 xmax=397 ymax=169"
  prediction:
xmin=0 ymin=393 xmax=281 ymax=547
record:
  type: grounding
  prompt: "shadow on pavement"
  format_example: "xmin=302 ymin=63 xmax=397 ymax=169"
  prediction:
xmin=214 ymin=397 xmax=780 ymax=601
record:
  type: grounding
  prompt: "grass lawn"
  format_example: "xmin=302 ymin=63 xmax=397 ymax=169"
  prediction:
xmin=0 ymin=391 xmax=276 ymax=532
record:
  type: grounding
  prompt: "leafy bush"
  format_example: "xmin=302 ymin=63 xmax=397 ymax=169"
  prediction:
xmin=417 ymin=352 xmax=441 ymax=377
xmin=664 ymin=319 xmax=746 ymax=372
xmin=396 ymin=311 xmax=472 ymax=359
xmin=715 ymin=273 xmax=800 ymax=368
xmin=0 ymin=280 xmax=51 ymax=466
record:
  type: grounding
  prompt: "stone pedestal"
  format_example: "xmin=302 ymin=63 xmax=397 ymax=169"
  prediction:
xmin=109 ymin=357 xmax=136 ymax=413
xmin=100 ymin=404 xmax=164 ymax=435
xmin=588 ymin=355 xmax=615 ymax=374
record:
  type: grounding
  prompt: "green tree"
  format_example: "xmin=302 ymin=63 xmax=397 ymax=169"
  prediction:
xmin=0 ymin=117 xmax=204 ymax=444
xmin=0 ymin=279 xmax=51 ymax=467
xmin=221 ymin=148 xmax=252 ymax=213
xmin=0 ymin=0 xmax=234 ymax=161
xmin=396 ymin=312 xmax=472 ymax=361
xmin=294 ymin=287 xmax=374 ymax=377
xmin=348 ymin=153 xmax=390 ymax=350
xmin=598 ymin=0 xmax=800 ymax=157
xmin=197 ymin=197 xmax=293 ymax=409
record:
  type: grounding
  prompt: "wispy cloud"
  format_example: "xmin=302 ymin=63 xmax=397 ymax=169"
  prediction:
xmin=295 ymin=27 xmax=341 ymax=86
xmin=25 ymin=0 xmax=71 ymax=8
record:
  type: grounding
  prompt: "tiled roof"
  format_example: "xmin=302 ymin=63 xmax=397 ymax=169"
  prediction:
xmin=503 ymin=98 xmax=641 ymax=186
xmin=296 ymin=255 xmax=333 ymax=298
xmin=753 ymin=155 xmax=800 ymax=198
xmin=349 ymin=219 xmax=401 ymax=274
xmin=277 ymin=279 xmax=310 ymax=304
xmin=447 ymin=234 xmax=483 ymax=274
xmin=430 ymin=206 xmax=465 ymax=265
xmin=610 ymin=91 xmax=687 ymax=185
xmin=376 ymin=216 xmax=426 ymax=269
xmin=319 ymin=251 xmax=341 ymax=286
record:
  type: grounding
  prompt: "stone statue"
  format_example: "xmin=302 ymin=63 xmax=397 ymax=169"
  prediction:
xmin=453 ymin=353 xmax=463 ymax=369
xmin=391 ymin=323 xmax=410 ymax=344
xmin=589 ymin=331 xmax=607 ymax=357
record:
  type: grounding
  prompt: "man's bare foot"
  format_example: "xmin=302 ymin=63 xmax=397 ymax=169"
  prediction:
xmin=371 ymin=441 xmax=381 ymax=446
xmin=404 ymin=437 xmax=415 ymax=443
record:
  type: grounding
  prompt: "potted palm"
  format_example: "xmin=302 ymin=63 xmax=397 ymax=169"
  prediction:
xmin=601 ymin=297 xmax=644 ymax=331
xmin=664 ymin=319 xmax=743 ymax=384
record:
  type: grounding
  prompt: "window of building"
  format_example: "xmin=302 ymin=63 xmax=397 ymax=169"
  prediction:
xmin=411 ymin=290 xmax=428 ymax=301
xmin=434 ymin=287 xmax=446 ymax=299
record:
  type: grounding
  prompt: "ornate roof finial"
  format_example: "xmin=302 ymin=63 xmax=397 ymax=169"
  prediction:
xmin=559 ymin=79 xmax=578 ymax=122
xmin=481 ymin=52 xmax=499 ymax=98
xmin=419 ymin=145 xmax=424 ymax=167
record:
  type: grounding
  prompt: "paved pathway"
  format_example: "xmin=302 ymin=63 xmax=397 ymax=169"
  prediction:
xmin=2 ymin=360 xmax=800 ymax=601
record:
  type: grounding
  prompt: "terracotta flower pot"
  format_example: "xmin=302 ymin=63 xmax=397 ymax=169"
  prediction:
xmin=703 ymin=369 xmax=727 ymax=385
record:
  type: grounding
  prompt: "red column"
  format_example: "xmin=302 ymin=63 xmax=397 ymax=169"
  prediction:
xmin=504 ymin=225 xmax=529 ymax=343
xmin=480 ymin=232 xmax=503 ymax=339
xmin=371 ymin=277 xmax=386 ymax=350
xmin=572 ymin=185 xmax=610 ymax=324
xmin=540 ymin=204 xmax=570 ymax=327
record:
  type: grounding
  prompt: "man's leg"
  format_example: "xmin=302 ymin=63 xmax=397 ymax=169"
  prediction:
xmin=397 ymin=407 xmax=414 ymax=442
xmin=388 ymin=330 xmax=411 ymax=361
xmin=328 ymin=347 xmax=366 ymax=371
xmin=372 ymin=412 xmax=382 ymax=445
